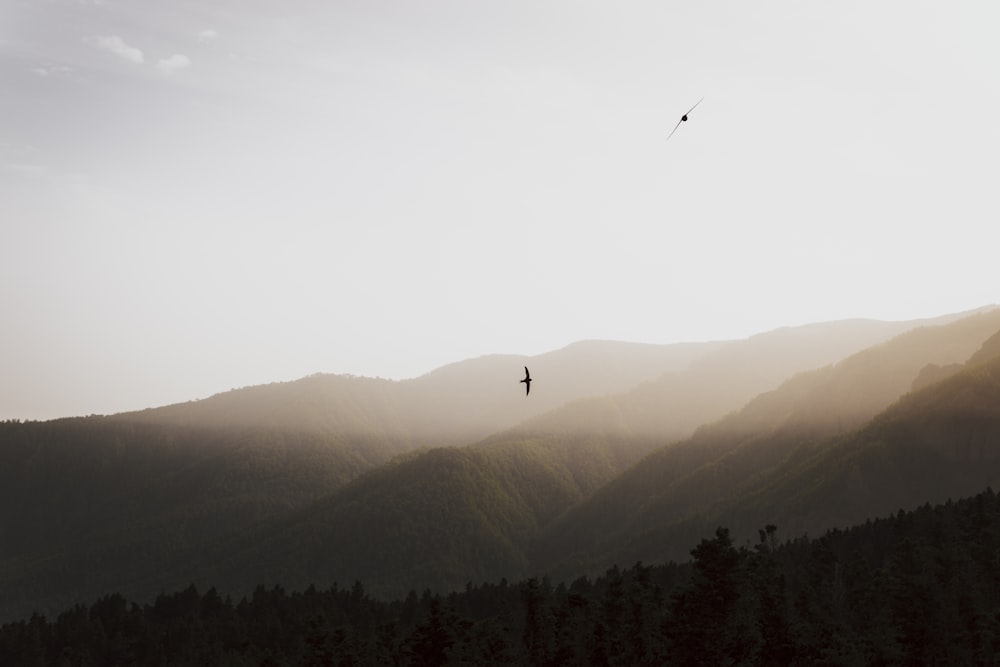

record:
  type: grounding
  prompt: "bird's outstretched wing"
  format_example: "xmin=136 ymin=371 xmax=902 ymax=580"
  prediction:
xmin=666 ymin=118 xmax=684 ymax=142
xmin=523 ymin=366 xmax=530 ymax=380
xmin=684 ymin=97 xmax=704 ymax=117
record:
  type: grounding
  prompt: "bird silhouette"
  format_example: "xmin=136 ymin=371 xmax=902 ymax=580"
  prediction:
xmin=666 ymin=97 xmax=704 ymax=141
xmin=520 ymin=366 xmax=532 ymax=396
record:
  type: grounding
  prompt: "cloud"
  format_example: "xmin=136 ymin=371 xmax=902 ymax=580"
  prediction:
xmin=92 ymin=35 xmax=144 ymax=64
xmin=198 ymin=29 xmax=218 ymax=43
xmin=31 ymin=65 xmax=73 ymax=77
xmin=2 ymin=162 xmax=44 ymax=176
xmin=0 ymin=143 xmax=44 ymax=176
xmin=156 ymin=54 xmax=191 ymax=74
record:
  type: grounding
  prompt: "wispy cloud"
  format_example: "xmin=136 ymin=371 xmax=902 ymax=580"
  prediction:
xmin=0 ymin=143 xmax=44 ymax=176
xmin=2 ymin=162 xmax=45 ymax=176
xmin=31 ymin=65 xmax=74 ymax=77
xmin=198 ymin=29 xmax=218 ymax=43
xmin=157 ymin=54 xmax=191 ymax=74
xmin=91 ymin=35 xmax=144 ymax=64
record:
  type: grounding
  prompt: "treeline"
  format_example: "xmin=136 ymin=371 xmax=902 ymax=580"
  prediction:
xmin=4 ymin=487 xmax=1000 ymax=665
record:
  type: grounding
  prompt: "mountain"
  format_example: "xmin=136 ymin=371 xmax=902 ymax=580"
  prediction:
xmin=7 ymin=488 xmax=1000 ymax=664
xmin=721 ymin=340 xmax=1000 ymax=541
xmin=0 ymin=416 xmax=404 ymax=621
xmin=1 ymin=307 xmax=996 ymax=621
xmin=109 ymin=309 xmax=980 ymax=446
xmin=536 ymin=308 xmax=1000 ymax=574
xmin=123 ymin=339 xmax=724 ymax=444
xmin=194 ymin=434 xmax=649 ymax=601
xmin=219 ymin=311 xmax=1000 ymax=600
xmin=0 ymin=338 xmax=715 ymax=620
xmin=147 ymin=310 xmax=1000 ymax=603
xmin=490 ymin=312 xmax=986 ymax=446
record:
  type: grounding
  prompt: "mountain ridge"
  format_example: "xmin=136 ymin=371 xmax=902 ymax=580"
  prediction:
xmin=2 ymin=305 xmax=999 ymax=620
xmin=533 ymin=307 xmax=1000 ymax=574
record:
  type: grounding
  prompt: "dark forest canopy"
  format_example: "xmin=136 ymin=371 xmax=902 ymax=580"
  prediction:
xmin=3 ymin=488 xmax=1000 ymax=665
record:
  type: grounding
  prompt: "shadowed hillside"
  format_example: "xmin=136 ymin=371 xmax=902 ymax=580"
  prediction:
xmin=196 ymin=435 xmax=649 ymax=601
xmin=0 ymin=417 xmax=408 ymax=621
xmin=6 ymin=488 xmax=1000 ymax=665
xmin=536 ymin=308 xmax=1000 ymax=573
xmin=0 ymin=339 xmax=713 ymax=620
xmin=719 ymin=342 xmax=1000 ymax=543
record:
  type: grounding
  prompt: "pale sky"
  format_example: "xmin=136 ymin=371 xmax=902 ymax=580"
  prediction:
xmin=2 ymin=0 xmax=998 ymax=420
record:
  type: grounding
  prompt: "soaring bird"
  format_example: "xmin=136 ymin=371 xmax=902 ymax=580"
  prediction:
xmin=666 ymin=97 xmax=704 ymax=141
xmin=520 ymin=366 xmax=532 ymax=396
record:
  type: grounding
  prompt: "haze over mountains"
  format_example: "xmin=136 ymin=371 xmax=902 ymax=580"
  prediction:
xmin=538 ymin=308 xmax=1000 ymax=573
xmin=2 ymin=306 xmax=1000 ymax=621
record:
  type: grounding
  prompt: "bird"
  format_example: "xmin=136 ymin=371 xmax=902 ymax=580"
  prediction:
xmin=666 ymin=97 xmax=704 ymax=141
xmin=520 ymin=366 xmax=532 ymax=396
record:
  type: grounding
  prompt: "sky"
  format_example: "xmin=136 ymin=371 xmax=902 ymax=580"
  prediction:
xmin=2 ymin=0 xmax=999 ymax=420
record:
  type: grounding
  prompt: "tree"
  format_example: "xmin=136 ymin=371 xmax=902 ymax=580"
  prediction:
xmin=665 ymin=527 xmax=759 ymax=664
xmin=521 ymin=577 xmax=552 ymax=666
xmin=404 ymin=598 xmax=467 ymax=666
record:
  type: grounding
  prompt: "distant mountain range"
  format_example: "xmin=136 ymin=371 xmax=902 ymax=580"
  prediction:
xmin=1 ymin=305 xmax=999 ymax=620
xmin=536 ymin=308 xmax=1000 ymax=574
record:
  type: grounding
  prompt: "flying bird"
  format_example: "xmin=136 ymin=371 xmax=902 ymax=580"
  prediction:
xmin=520 ymin=366 xmax=532 ymax=396
xmin=666 ymin=97 xmax=704 ymax=141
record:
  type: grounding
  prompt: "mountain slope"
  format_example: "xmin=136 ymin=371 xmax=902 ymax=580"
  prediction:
xmin=0 ymin=339 xmax=716 ymax=620
xmin=178 ymin=310 xmax=1000 ymax=601
xmin=400 ymin=339 xmax=727 ymax=440
xmin=0 ymin=307 xmax=994 ymax=620
xmin=0 ymin=416 xmax=413 ymax=622
xmin=172 ymin=434 xmax=649 ymax=602
xmin=7 ymin=487 xmax=1000 ymax=665
xmin=536 ymin=308 xmax=1000 ymax=572
xmin=493 ymin=313 xmax=985 ymax=447
xmin=720 ymin=346 xmax=1000 ymax=543
xmin=124 ymin=339 xmax=723 ymax=444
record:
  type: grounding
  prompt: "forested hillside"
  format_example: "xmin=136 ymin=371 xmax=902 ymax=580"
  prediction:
xmin=0 ymin=416 xmax=410 ymax=623
xmin=0 ymin=339 xmax=712 ymax=620
xmin=197 ymin=434 xmax=657 ymax=602
xmin=4 ymin=488 xmax=999 ymax=665
xmin=537 ymin=309 xmax=1000 ymax=573
xmin=0 ymin=308 xmax=995 ymax=623
xmin=720 ymin=340 xmax=1000 ymax=541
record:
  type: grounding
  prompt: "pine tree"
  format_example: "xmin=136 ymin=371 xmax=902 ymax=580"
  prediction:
xmin=664 ymin=527 xmax=759 ymax=664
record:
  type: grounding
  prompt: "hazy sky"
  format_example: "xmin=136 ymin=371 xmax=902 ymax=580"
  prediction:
xmin=2 ymin=0 xmax=998 ymax=420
